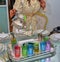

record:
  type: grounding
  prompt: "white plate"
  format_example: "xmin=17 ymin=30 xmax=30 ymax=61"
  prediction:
xmin=0 ymin=57 xmax=5 ymax=62
xmin=42 ymin=30 xmax=50 ymax=36
xmin=0 ymin=44 xmax=4 ymax=53
xmin=50 ymin=33 xmax=60 ymax=41
xmin=0 ymin=33 xmax=8 ymax=38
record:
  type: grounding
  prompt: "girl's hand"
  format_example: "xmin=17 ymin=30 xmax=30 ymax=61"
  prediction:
xmin=40 ymin=0 xmax=46 ymax=10
xmin=10 ymin=9 xmax=16 ymax=18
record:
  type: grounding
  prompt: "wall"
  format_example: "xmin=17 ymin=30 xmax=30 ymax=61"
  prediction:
xmin=46 ymin=0 xmax=60 ymax=31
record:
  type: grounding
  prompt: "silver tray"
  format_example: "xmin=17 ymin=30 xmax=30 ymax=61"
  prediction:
xmin=7 ymin=43 xmax=56 ymax=62
xmin=8 ymin=50 xmax=55 ymax=62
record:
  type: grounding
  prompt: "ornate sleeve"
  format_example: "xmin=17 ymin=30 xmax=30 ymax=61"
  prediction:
xmin=13 ymin=0 xmax=22 ymax=12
